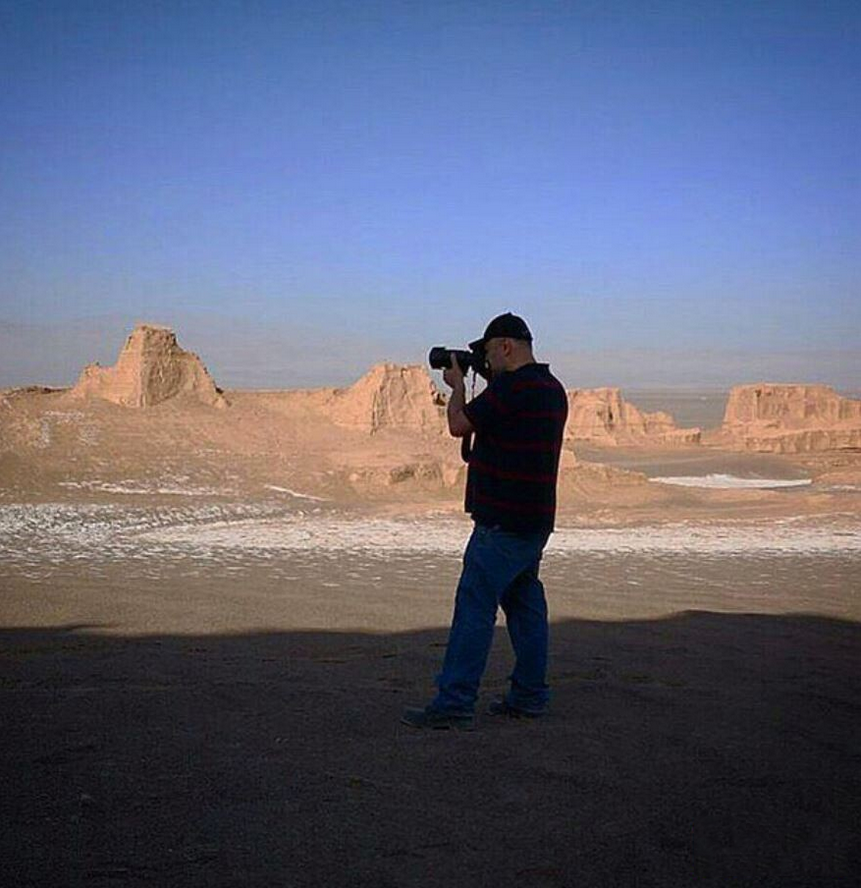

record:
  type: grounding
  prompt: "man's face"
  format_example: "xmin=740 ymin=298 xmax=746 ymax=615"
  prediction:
xmin=484 ymin=337 xmax=509 ymax=374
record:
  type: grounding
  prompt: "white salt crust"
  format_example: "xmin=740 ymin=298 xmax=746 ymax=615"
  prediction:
xmin=1 ymin=503 xmax=860 ymax=565
xmin=650 ymin=474 xmax=812 ymax=490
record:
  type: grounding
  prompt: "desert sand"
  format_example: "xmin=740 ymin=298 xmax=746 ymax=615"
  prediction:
xmin=1 ymin=326 xmax=860 ymax=886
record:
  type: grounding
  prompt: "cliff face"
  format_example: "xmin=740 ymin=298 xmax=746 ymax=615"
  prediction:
xmin=71 ymin=325 xmax=225 ymax=408
xmin=325 ymin=363 xmax=446 ymax=434
xmin=565 ymin=388 xmax=701 ymax=446
xmin=719 ymin=384 xmax=861 ymax=452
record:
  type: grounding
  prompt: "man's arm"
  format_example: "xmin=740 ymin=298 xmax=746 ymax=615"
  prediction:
xmin=443 ymin=354 xmax=475 ymax=438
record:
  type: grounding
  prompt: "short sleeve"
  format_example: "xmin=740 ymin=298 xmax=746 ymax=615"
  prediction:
xmin=463 ymin=373 xmax=515 ymax=433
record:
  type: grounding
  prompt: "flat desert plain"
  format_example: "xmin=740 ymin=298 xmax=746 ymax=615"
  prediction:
xmin=2 ymin=377 xmax=861 ymax=887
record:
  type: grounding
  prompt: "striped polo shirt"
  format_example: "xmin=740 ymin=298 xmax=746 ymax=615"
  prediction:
xmin=462 ymin=362 xmax=568 ymax=533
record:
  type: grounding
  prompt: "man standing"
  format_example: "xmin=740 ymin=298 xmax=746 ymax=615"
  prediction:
xmin=402 ymin=313 xmax=568 ymax=730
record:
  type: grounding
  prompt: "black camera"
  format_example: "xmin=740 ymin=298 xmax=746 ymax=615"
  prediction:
xmin=428 ymin=343 xmax=489 ymax=380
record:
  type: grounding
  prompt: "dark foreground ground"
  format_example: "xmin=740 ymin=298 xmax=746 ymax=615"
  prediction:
xmin=2 ymin=612 xmax=859 ymax=888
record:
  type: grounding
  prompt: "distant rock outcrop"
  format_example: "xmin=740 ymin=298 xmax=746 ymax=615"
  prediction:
xmin=325 ymin=363 xmax=446 ymax=434
xmin=565 ymin=388 xmax=701 ymax=446
xmin=71 ymin=325 xmax=225 ymax=409
xmin=717 ymin=384 xmax=861 ymax=452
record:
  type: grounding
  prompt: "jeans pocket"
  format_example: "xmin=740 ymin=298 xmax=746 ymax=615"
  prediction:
xmin=486 ymin=526 xmax=548 ymax=566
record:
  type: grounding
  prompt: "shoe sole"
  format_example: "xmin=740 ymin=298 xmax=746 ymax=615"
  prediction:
xmin=401 ymin=712 xmax=475 ymax=730
xmin=488 ymin=705 xmax=547 ymax=719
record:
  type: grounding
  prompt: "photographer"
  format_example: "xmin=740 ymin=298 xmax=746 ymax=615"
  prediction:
xmin=403 ymin=313 xmax=568 ymax=730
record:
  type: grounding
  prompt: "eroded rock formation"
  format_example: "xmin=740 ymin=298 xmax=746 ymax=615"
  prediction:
xmin=71 ymin=325 xmax=225 ymax=408
xmin=718 ymin=384 xmax=861 ymax=452
xmin=565 ymin=388 xmax=700 ymax=446
xmin=324 ymin=363 xmax=446 ymax=434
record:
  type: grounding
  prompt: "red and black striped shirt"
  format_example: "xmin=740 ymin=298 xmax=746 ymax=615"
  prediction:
xmin=463 ymin=362 xmax=568 ymax=532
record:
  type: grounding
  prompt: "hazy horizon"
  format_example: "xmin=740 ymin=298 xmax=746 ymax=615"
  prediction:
xmin=2 ymin=2 xmax=859 ymax=390
xmin=1 ymin=313 xmax=858 ymax=395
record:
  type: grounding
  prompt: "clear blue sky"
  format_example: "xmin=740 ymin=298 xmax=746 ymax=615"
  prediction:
xmin=1 ymin=0 xmax=859 ymax=389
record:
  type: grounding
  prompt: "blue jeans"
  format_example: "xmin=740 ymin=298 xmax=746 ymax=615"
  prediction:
xmin=432 ymin=523 xmax=551 ymax=714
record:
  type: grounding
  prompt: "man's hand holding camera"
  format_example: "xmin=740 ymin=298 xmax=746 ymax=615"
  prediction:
xmin=444 ymin=351 xmax=473 ymax=438
xmin=443 ymin=351 xmax=465 ymax=391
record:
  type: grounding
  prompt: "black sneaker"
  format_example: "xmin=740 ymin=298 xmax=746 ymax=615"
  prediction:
xmin=400 ymin=706 xmax=476 ymax=731
xmin=487 ymin=697 xmax=547 ymax=719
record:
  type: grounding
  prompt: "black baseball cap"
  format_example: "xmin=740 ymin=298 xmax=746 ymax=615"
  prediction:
xmin=470 ymin=312 xmax=533 ymax=351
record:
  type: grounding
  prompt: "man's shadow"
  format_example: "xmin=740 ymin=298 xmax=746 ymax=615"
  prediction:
xmin=1 ymin=611 xmax=859 ymax=888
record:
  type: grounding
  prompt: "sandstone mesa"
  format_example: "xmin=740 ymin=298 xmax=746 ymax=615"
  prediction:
xmin=713 ymin=384 xmax=861 ymax=453
xmin=63 ymin=324 xmax=700 ymax=446
xmin=9 ymin=325 xmax=860 ymax=458
xmin=565 ymin=387 xmax=701 ymax=446
xmin=3 ymin=324 xmax=860 ymax=507
xmin=322 ymin=363 xmax=447 ymax=435
xmin=71 ymin=324 xmax=226 ymax=409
